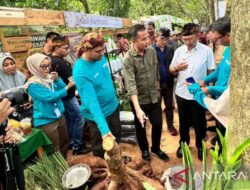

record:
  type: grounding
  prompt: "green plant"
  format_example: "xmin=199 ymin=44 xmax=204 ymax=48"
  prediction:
xmin=181 ymin=142 xmax=195 ymax=190
xmin=114 ymin=80 xmax=131 ymax=111
xmin=25 ymin=152 xmax=69 ymax=190
xmin=182 ymin=129 xmax=250 ymax=190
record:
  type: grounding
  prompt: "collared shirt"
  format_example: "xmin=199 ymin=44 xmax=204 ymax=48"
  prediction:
xmin=155 ymin=46 xmax=167 ymax=82
xmin=123 ymin=46 xmax=160 ymax=105
xmin=170 ymin=42 xmax=215 ymax=100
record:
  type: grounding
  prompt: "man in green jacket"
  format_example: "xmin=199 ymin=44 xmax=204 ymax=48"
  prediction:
xmin=124 ymin=24 xmax=169 ymax=162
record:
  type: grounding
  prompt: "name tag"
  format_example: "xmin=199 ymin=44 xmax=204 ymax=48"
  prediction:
xmin=54 ymin=108 xmax=61 ymax=118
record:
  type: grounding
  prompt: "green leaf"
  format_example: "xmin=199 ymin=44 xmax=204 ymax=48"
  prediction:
xmin=228 ymin=138 xmax=250 ymax=167
xmin=216 ymin=129 xmax=227 ymax=165
xmin=182 ymin=143 xmax=195 ymax=190
xmin=181 ymin=143 xmax=189 ymax=190
xmin=217 ymin=179 xmax=223 ymax=190
xmin=202 ymin=141 xmax=207 ymax=189
xmin=25 ymin=152 xmax=69 ymax=190
xmin=210 ymin=149 xmax=219 ymax=163
xmin=225 ymin=180 xmax=250 ymax=190
xmin=225 ymin=159 xmax=242 ymax=176
xmin=224 ymin=159 xmax=242 ymax=189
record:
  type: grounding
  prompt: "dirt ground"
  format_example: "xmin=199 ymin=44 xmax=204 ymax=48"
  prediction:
xmin=67 ymin=107 xmax=216 ymax=177
xmin=120 ymin=109 xmax=215 ymax=175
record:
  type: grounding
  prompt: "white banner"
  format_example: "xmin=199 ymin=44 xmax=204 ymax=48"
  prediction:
xmin=64 ymin=11 xmax=123 ymax=28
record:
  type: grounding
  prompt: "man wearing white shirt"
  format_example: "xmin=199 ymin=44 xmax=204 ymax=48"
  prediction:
xmin=170 ymin=23 xmax=215 ymax=161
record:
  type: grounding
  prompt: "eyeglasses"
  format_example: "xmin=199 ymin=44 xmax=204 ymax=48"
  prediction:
xmin=40 ymin=64 xmax=51 ymax=70
xmin=0 ymin=52 xmax=11 ymax=58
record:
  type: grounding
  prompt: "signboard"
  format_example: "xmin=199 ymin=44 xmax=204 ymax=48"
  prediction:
xmin=0 ymin=9 xmax=25 ymax=25
xmin=11 ymin=51 xmax=27 ymax=69
xmin=25 ymin=9 xmax=65 ymax=26
xmin=2 ymin=36 xmax=32 ymax=52
xmin=31 ymin=34 xmax=46 ymax=48
xmin=64 ymin=11 xmax=123 ymax=28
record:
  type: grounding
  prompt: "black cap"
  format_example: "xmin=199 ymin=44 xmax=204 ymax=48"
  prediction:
xmin=182 ymin=23 xmax=200 ymax=36
xmin=158 ymin=28 xmax=171 ymax=38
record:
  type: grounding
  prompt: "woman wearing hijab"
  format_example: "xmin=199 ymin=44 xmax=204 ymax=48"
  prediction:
xmin=0 ymin=52 xmax=33 ymax=118
xmin=25 ymin=53 xmax=74 ymax=157
xmin=0 ymin=52 xmax=25 ymax=91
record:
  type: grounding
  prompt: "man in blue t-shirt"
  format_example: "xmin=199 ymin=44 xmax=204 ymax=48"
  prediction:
xmin=73 ymin=33 xmax=121 ymax=158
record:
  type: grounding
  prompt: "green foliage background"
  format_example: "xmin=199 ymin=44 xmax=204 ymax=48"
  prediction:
xmin=1 ymin=0 xmax=211 ymax=25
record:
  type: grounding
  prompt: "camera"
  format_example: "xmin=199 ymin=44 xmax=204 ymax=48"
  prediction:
xmin=0 ymin=87 xmax=28 ymax=107
xmin=0 ymin=87 xmax=29 ymax=136
xmin=0 ymin=87 xmax=26 ymax=190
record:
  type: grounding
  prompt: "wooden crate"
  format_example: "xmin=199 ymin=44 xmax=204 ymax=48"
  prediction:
xmin=25 ymin=9 xmax=65 ymax=26
xmin=122 ymin=18 xmax=132 ymax=28
xmin=2 ymin=36 xmax=32 ymax=52
xmin=11 ymin=51 xmax=28 ymax=69
xmin=0 ymin=9 xmax=25 ymax=26
xmin=115 ymin=28 xmax=129 ymax=34
xmin=101 ymin=29 xmax=115 ymax=38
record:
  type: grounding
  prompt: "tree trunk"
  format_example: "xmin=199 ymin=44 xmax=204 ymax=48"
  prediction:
xmin=101 ymin=137 xmax=165 ymax=190
xmin=228 ymin=0 xmax=250 ymax=179
xmin=208 ymin=0 xmax=216 ymax=23
xmin=216 ymin=0 xmax=219 ymax=18
xmin=225 ymin=0 xmax=232 ymax=16
xmin=81 ymin=0 xmax=90 ymax=13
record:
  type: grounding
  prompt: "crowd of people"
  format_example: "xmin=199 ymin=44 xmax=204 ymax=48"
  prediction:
xmin=0 ymin=16 xmax=230 ymax=165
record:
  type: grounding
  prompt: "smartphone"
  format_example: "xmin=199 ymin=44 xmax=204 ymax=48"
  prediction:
xmin=50 ymin=72 xmax=58 ymax=81
xmin=186 ymin=77 xmax=196 ymax=83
